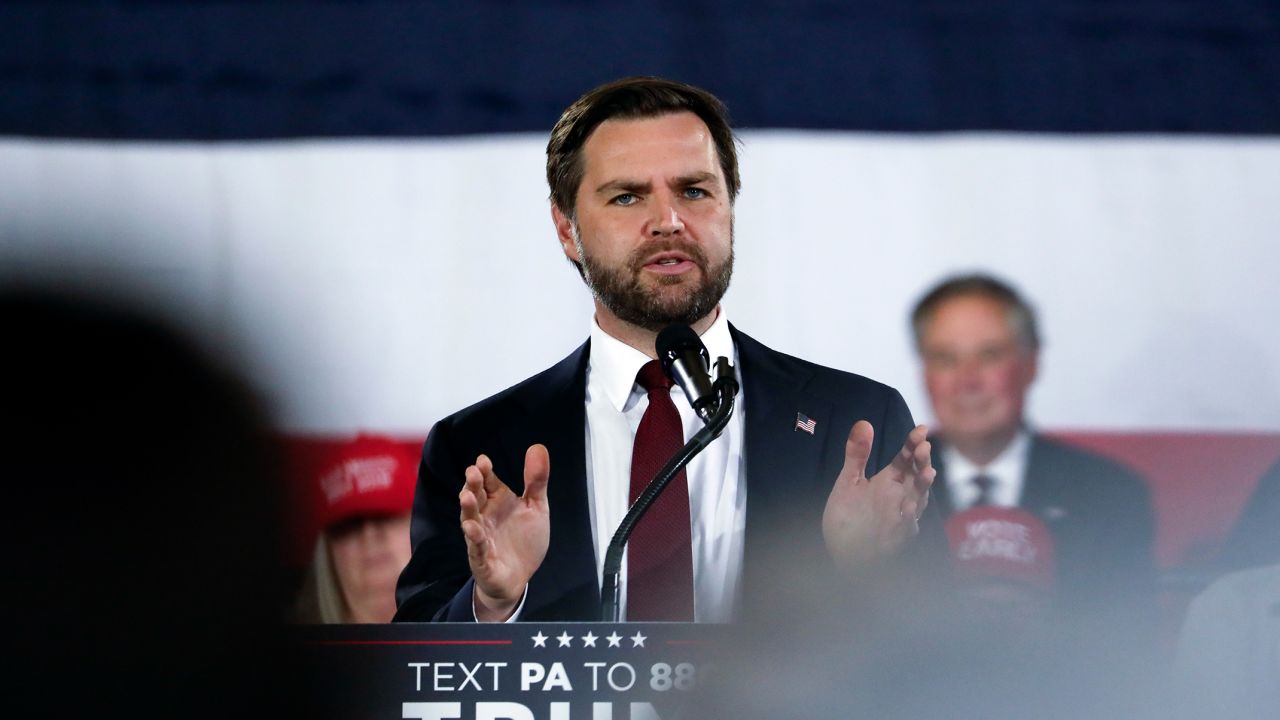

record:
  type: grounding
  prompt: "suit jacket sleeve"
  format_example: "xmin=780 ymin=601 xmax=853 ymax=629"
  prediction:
xmin=394 ymin=416 xmax=478 ymax=622
xmin=393 ymin=342 xmax=595 ymax=622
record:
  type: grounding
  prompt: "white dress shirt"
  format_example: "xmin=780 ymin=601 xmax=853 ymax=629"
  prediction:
xmin=584 ymin=309 xmax=747 ymax=622
xmin=943 ymin=429 xmax=1031 ymax=511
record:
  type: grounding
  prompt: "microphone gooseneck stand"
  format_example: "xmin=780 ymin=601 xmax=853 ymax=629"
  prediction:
xmin=599 ymin=357 xmax=739 ymax=622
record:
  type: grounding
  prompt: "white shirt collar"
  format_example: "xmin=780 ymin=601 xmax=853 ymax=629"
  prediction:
xmin=588 ymin=308 xmax=734 ymax=412
xmin=943 ymin=427 xmax=1032 ymax=508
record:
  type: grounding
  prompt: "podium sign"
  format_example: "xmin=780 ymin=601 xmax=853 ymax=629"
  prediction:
xmin=295 ymin=623 xmax=727 ymax=719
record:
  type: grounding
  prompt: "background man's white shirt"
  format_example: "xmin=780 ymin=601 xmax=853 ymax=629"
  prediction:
xmin=943 ymin=429 xmax=1031 ymax=510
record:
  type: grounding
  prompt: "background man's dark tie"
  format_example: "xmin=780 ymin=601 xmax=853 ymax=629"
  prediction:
xmin=972 ymin=473 xmax=995 ymax=507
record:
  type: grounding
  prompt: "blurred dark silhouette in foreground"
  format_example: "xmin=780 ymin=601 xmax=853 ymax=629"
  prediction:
xmin=2 ymin=285 xmax=318 ymax=718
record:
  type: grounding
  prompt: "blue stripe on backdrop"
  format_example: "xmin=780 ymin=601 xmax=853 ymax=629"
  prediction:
xmin=1 ymin=1 xmax=1278 ymax=139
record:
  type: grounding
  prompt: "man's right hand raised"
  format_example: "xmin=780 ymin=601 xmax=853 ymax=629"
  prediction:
xmin=459 ymin=444 xmax=550 ymax=622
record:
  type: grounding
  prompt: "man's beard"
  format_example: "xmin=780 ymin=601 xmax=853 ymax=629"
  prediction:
xmin=576 ymin=232 xmax=734 ymax=332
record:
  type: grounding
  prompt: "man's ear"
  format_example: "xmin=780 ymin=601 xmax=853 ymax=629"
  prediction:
xmin=551 ymin=203 xmax=579 ymax=263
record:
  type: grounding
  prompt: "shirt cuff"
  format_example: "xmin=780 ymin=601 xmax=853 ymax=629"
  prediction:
xmin=472 ymin=583 xmax=529 ymax=623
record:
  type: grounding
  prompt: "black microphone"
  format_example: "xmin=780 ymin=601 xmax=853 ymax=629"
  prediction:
xmin=598 ymin=325 xmax=738 ymax=621
xmin=656 ymin=324 xmax=716 ymax=424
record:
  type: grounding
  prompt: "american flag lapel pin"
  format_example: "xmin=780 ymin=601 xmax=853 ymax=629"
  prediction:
xmin=1044 ymin=506 xmax=1068 ymax=521
xmin=794 ymin=412 xmax=817 ymax=435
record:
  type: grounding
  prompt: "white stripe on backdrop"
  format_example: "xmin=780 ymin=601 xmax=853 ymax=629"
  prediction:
xmin=2 ymin=133 xmax=1278 ymax=434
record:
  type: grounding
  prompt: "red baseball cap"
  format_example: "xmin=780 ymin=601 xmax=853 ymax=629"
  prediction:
xmin=945 ymin=506 xmax=1056 ymax=592
xmin=314 ymin=434 xmax=417 ymax=531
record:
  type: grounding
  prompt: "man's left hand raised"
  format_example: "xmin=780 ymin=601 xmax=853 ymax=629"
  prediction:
xmin=822 ymin=422 xmax=935 ymax=571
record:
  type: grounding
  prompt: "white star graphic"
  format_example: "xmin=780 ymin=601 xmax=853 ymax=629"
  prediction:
xmin=557 ymin=631 xmax=574 ymax=648
xmin=606 ymin=632 xmax=623 ymax=648
xmin=531 ymin=631 xmax=548 ymax=648
xmin=629 ymin=632 xmax=647 ymax=648
xmin=581 ymin=631 xmax=598 ymax=647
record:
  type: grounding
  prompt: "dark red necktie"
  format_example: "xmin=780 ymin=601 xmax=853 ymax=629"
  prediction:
xmin=626 ymin=359 xmax=694 ymax=621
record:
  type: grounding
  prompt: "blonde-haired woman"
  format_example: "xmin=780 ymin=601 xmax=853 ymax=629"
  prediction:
xmin=295 ymin=434 xmax=415 ymax=624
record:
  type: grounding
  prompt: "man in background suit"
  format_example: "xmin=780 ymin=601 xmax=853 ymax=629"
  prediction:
xmin=910 ymin=273 xmax=1155 ymax=619
xmin=395 ymin=77 xmax=937 ymax=623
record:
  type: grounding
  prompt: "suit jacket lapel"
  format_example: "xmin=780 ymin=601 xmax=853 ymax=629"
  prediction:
xmin=930 ymin=443 xmax=958 ymax=517
xmin=731 ymin=326 xmax=833 ymax=593
xmin=1018 ymin=435 xmax=1069 ymax=523
xmin=515 ymin=341 xmax=601 ymax=619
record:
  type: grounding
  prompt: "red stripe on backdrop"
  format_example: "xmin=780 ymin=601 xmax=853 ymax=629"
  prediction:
xmin=278 ymin=431 xmax=1280 ymax=573
xmin=306 ymin=640 xmax=513 ymax=646
xmin=1047 ymin=431 xmax=1280 ymax=569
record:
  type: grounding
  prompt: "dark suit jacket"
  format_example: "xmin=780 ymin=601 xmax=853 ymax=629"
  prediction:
xmin=931 ymin=434 xmax=1155 ymax=615
xmin=394 ymin=325 xmax=925 ymax=621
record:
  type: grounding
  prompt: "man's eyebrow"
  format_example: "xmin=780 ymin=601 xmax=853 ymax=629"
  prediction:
xmin=673 ymin=171 xmax=718 ymax=186
xmin=594 ymin=179 xmax=651 ymax=195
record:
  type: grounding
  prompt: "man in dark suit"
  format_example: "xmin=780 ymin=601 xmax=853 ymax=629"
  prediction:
xmin=910 ymin=273 xmax=1155 ymax=618
xmin=395 ymin=77 xmax=937 ymax=622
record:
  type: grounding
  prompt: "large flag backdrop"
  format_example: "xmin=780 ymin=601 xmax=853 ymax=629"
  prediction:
xmin=3 ymin=2 xmax=1279 ymax=569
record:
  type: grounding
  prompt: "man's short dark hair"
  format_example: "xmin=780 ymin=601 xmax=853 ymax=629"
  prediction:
xmin=910 ymin=273 xmax=1041 ymax=353
xmin=546 ymin=76 xmax=741 ymax=220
